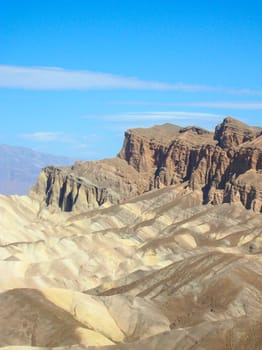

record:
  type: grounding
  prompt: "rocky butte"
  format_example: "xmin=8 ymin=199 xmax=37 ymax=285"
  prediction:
xmin=30 ymin=117 xmax=262 ymax=213
xmin=0 ymin=116 xmax=261 ymax=349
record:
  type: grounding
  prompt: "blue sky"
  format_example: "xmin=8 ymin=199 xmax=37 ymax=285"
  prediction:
xmin=1 ymin=0 xmax=262 ymax=159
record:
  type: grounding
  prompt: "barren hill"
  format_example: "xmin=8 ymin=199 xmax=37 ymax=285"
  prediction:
xmin=0 ymin=183 xmax=261 ymax=348
xmin=0 ymin=117 xmax=261 ymax=349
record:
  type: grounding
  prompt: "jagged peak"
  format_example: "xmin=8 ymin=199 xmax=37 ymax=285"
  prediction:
xmin=218 ymin=116 xmax=262 ymax=132
xmin=221 ymin=116 xmax=250 ymax=128
xmin=214 ymin=116 xmax=261 ymax=148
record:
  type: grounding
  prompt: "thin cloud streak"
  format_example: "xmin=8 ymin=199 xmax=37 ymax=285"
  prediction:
xmin=0 ymin=65 xmax=183 ymax=90
xmin=1 ymin=65 xmax=262 ymax=95
xmin=82 ymin=111 xmax=222 ymax=122
xmin=20 ymin=131 xmax=100 ymax=146
xmin=112 ymin=101 xmax=262 ymax=109
xmin=180 ymin=102 xmax=262 ymax=109
xmin=20 ymin=131 xmax=101 ymax=158
xmin=21 ymin=131 xmax=65 ymax=142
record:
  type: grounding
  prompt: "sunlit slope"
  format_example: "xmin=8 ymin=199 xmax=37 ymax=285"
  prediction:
xmin=0 ymin=182 xmax=261 ymax=349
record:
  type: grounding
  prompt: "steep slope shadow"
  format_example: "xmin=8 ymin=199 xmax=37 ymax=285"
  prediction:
xmin=0 ymin=288 xmax=88 ymax=347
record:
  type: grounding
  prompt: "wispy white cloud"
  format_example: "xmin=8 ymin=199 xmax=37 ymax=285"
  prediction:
xmin=1 ymin=65 xmax=262 ymax=95
xmin=21 ymin=131 xmax=65 ymax=142
xmin=0 ymin=65 xmax=176 ymax=90
xmin=179 ymin=102 xmax=262 ymax=109
xmin=20 ymin=131 xmax=101 ymax=159
xmin=82 ymin=111 xmax=222 ymax=122
xmin=112 ymin=101 xmax=262 ymax=109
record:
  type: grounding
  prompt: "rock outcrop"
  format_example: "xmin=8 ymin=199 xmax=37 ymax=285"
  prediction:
xmin=30 ymin=157 xmax=146 ymax=212
xmin=119 ymin=118 xmax=262 ymax=212
xmin=30 ymin=117 xmax=262 ymax=212
xmin=214 ymin=116 xmax=261 ymax=148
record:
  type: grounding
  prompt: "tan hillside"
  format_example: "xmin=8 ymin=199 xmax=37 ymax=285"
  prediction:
xmin=0 ymin=117 xmax=261 ymax=349
xmin=0 ymin=180 xmax=262 ymax=348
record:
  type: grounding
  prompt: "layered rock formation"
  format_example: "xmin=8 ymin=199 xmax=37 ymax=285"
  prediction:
xmin=30 ymin=158 xmax=146 ymax=212
xmin=0 ymin=182 xmax=262 ymax=349
xmin=1 ymin=117 xmax=262 ymax=349
xmin=119 ymin=117 xmax=262 ymax=212
xmin=214 ymin=117 xmax=262 ymax=148
xmin=30 ymin=117 xmax=262 ymax=212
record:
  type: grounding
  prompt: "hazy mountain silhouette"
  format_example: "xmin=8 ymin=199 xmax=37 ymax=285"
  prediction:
xmin=0 ymin=144 xmax=73 ymax=195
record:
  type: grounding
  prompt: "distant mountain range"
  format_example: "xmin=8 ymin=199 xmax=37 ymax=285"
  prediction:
xmin=0 ymin=144 xmax=73 ymax=195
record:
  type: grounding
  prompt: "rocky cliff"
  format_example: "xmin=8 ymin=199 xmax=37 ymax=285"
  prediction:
xmin=30 ymin=117 xmax=262 ymax=212
xmin=30 ymin=157 xmax=146 ymax=212
xmin=118 ymin=117 xmax=262 ymax=212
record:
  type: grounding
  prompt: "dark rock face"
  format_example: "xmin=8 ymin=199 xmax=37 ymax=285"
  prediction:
xmin=30 ymin=118 xmax=262 ymax=212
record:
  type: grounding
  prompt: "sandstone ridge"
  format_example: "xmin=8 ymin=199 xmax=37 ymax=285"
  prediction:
xmin=30 ymin=117 xmax=262 ymax=212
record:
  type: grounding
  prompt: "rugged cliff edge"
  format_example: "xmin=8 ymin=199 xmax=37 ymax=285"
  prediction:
xmin=30 ymin=157 xmax=146 ymax=212
xmin=30 ymin=117 xmax=262 ymax=212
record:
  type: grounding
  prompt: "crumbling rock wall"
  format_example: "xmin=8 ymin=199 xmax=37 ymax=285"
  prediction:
xmin=30 ymin=117 xmax=262 ymax=212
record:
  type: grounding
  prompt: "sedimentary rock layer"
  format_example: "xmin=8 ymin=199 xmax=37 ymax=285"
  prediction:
xmin=30 ymin=117 xmax=262 ymax=212
xmin=0 ymin=183 xmax=261 ymax=349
